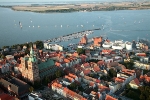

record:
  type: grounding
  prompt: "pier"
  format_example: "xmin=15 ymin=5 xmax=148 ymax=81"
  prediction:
xmin=46 ymin=28 xmax=101 ymax=43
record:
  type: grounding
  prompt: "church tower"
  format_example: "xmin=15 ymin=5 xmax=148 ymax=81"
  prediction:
xmin=21 ymin=46 xmax=40 ymax=84
xmin=27 ymin=46 xmax=40 ymax=83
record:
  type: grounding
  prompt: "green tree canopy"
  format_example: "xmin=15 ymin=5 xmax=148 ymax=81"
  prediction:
xmin=109 ymin=68 xmax=117 ymax=78
xmin=77 ymin=48 xmax=85 ymax=55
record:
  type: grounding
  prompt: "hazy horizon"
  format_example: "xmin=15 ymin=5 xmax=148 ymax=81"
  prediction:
xmin=0 ymin=0 xmax=146 ymax=3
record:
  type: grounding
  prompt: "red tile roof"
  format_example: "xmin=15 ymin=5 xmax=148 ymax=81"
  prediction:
xmin=83 ymin=63 xmax=90 ymax=67
xmin=97 ymin=60 xmax=105 ymax=65
xmin=89 ymin=82 xmax=95 ymax=86
xmin=105 ymin=94 xmax=117 ymax=100
xmin=130 ymin=78 xmax=140 ymax=85
xmin=68 ymin=73 xmax=77 ymax=79
xmin=96 ymin=79 xmax=101 ymax=83
xmin=83 ymin=69 xmax=91 ymax=75
xmin=0 ymin=93 xmax=16 ymax=100
xmin=114 ymin=77 xmax=125 ymax=83
xmin=93 ymin=66 xmax=100 ymax=72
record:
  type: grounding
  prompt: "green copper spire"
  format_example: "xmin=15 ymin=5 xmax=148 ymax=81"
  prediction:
xmin=29 ymin=45 xmax=37 ymax=62
xmin=30 ymin=46 xmax=34 ymax=56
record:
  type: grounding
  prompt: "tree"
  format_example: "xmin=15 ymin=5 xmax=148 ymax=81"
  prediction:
xmin=77 ymin=48 xmax=85 ymax=55
xmin=118 ymin=98 xmax=122 ymax=100
xmin=29 ymin=86 xmax=34 ymax=92
xmin=42 ymin=77 xmax=50 ymax=85
xmin=25 ymin=48 xmax=30 ymax=55
xmin=109 ymin=68 xmax=117 ymax=78
xmin=55 ymin=70 xmax=62 ymax=78
xmin=139 ymin=86 xmax=150 ymax=100
xmin=33 ymin=80 xmax=41 ymax=89
xmin=126 ymin=90 xmax=140 ymax=100
xmin=68 ymin=82 xmax=77 ymax=91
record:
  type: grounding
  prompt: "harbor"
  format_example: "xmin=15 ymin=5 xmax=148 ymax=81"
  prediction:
xmin=46 ymin=28 xmax=100 ymax=43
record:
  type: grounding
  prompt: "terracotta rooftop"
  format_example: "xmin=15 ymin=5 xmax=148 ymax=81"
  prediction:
xmin=114 ymin=77 xmax=125 ymax=83
xmin=97 ymin=60 xmax=105 ymax=65
xmin=0 ymin=93 xmax=17 ymax=100
xmin=83 ymin=69 xmax=91 ymax=75
xmin=83 ymin=63 xmax=90 ymax=67
xmin=93 ymin=66 xmax=100 ymax=72
xmin=130 ymin=78 xmax=140 ymax=86
xmin=136 ymin=53 xmax=146 ymax=57
xmin=68 ymin=73 xmax=77 ymax=79
xmin=105 ymin=94 xmax=117 ymax=100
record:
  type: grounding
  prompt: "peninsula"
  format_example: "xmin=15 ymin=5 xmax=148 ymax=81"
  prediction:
xmin=1 ymin=1 xmax=150 ymax=13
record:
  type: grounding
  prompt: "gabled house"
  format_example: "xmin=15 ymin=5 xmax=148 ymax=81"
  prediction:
xmin=129 ymin=78 xmax=140 ymax=89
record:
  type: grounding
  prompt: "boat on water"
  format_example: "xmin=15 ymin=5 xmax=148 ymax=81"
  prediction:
xmin=93 ymin=28 xmax=101 ymax=30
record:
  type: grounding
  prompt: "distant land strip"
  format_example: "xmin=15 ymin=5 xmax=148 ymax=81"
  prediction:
xmin=0 ymin=2 xmax=150 ymax=13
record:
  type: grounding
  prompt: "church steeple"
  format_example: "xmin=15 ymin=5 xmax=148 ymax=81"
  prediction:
xmin=29 ymin=46 xmax=36 ymax=62
xmin=30 ymin=46 xmax=34 ymax=56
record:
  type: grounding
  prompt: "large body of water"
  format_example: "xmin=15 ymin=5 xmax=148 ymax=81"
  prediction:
xmin=0 ymin=7 xmax=150 ymax=48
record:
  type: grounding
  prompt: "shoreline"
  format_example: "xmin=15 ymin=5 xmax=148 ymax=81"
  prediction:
xmin=0 ymin=2 xmax=150 ymax=13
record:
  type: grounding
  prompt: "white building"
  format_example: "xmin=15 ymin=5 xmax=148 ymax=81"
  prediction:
xmin=28 ymin=92 xmax=44 ymax=100
xmin=5 ymin=55 xmax=14 ymax=59
xmin=44 ymin=42 xmax=63 ymax=51
xmin=102 ymin=42 xmax=112 ymax=48
xmin=134 ymin=61 xmax=150 ymax=70
xmin=112 ymin=43 xmax=123 ymax=50
xmin=126 ymin=42 xmax=132 ymax=50
xmin=109 ymin=82 xmax=122 ymax=93
xmin=129 ymin=78 xmax=140 ymax=89
xmin=140 ymin=57 xmax=149 ymax=63
xmin=0 ymin=63 xmax=10 ymax=73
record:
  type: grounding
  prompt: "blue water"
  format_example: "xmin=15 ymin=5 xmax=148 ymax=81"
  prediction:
xmin=0 ymin=7 xmax=150 ymax=48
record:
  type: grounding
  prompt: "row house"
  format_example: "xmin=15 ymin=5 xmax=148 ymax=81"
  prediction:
xmin=80 ymin=69 xmax=91 ymax=76
xmin=134 ymin=61 xmax=150 ymax=70
xmin=80 ymin=54 xmax=89 ymax=63
xmin=106 ymin=62 xmax=126 ymax=71
xmin=85 ymin=50 xmax=91 ymax=56
xmin=89 ymin=55 xmax=103 ymax=60
xmin=82 ymin=75 xmax=100 ymax=88
xmin=51 ymin=82 xmax=64 ymax=95
xmin=116 ymin=69 xmax=136 ymax=87
xmin=52 ymin=82 xmax=87 ymax=100
xmin=113 ymin=56 xmax=123 ymax=62
xmin=139 ymin=74 xmax=150 ymax=83
xmin=6 ymin=55 xmax=17 ymax=65
xmin=140 ymin=57 xmax=149 ymax=63
xmin=97 ymin=84 xmax=110 ymax=95
xmin=83 ymin=88 xmax=102 ymax=100
xmin=48 ymin=52 xmax=60 ymax=60
xmin=114 ymin=77 xmax=126 ymax=88
xmin=68 ymin=73 xmax=78 ymax=81
xmin=62 ymin=78 xmax=72 ymax=86
xmin=65 ymin=75 xmax=75 ymax=83
xmin=109 ymin=82 xmax=122 ymax=93
xmin=55 ymin=56 xmax=82 ymax=68
xmin=0 ymin=59 xmax=11 ymax=73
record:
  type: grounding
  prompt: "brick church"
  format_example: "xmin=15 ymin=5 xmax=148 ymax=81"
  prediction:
xmin=20 ymin=46 xmax=57 ymax=84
